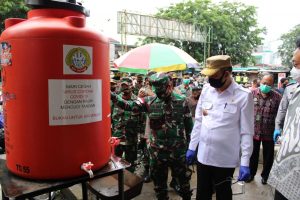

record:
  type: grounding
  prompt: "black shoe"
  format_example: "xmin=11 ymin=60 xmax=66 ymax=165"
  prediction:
xmin=142 ymin=167 xmax=151 ymax=183
xmin=261 ymin=177 xmax=267 ymax=185
xmin=169 ymin=179 xmax=181 ymax=194
xmin=143 ymin=174 xmax=151 ymax=183
xmin=245 ymin=176 xmax=254 ymax=183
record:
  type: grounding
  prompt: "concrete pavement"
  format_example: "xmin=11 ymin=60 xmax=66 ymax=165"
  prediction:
xmin=62 ymin=163 xmax=275 ymax=200
xmin=133 ymin=163 xmax=274 ymax=200
xmin=0 ymin=163 xmax=274 ymax=200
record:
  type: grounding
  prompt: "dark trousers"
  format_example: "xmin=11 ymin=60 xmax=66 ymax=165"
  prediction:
xmin=249 ymin=139 xmax=274 ymax=180
xmin=151 ymin=156 xmax=192 ymax=200
xmin=274 ymin=190 xmax=288 ymax=200
xmin=196 ymin=162 xmax=235 ymax=200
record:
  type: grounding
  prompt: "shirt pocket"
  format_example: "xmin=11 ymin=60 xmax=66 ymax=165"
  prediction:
xmin=202 ymin=101 xmax=213 ymax=110
xmin=222 ymin=103 xmax=238 ymax=120
xmin=223 ymin=103 xmax=237 ymax=113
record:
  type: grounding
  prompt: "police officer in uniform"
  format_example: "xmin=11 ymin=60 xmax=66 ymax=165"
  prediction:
xmin=186 ymin=55 xmax=254 ymax=200
xmin=112 ymin=73 xmax=193 ymax=200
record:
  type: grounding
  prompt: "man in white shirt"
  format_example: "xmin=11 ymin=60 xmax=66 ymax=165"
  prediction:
xmin=186 ymin=55 xmax=254 ymax=200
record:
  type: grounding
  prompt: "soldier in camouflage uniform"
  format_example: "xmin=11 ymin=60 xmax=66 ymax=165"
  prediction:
xmin=110 ymin=79 xmax=118 ymax=127
xmin=132 ymin=75 xmax=149 ymax=178
xmin=111 ymin=77 xmax=141 ymax=173
xmin=137 ymin=86 xmax=153 ymax=183
xmin=110 ymin=79 xmax=117 ymax=92
xmin=132 ymin=74 xmax=144 ymax=96
xmin=112 ymin=73 xmax=193 ymax=200
xmin=175 ymin=73 xmax=193 ymax=97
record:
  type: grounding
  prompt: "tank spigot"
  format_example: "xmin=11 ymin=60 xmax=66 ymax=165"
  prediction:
xmin=109 ymin=137 xmax=121 ymax=156
xmin=81 ymin=162 xmax=94 ymax=178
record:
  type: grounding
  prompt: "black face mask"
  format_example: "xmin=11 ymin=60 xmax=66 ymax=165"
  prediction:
xmin=111 ymin=87 xmax=116 ymax=92
xmin=152 ymin=85 xmax=169 ymax=99
xmin=208 ymin=71 xmax=227 ymax=88
xmin=282 ymin=84 xmax=287 ymax=88
xmin=194 ymin=95 xmax=200 ymax=100
xmin=172 ymin=80 xmax=177 ymax=87
xmin=123 ymin=90 xmax=131 ymax=96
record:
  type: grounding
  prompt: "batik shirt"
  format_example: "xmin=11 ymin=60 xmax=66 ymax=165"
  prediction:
xmin=268 ymin=87 xmax=300 ymax=200
xmin=252 ymin=88 xmax=282 ymax=141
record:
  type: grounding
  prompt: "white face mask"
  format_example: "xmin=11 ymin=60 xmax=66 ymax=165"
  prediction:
xmin=290 ymin=67 xmax=300 ymax=83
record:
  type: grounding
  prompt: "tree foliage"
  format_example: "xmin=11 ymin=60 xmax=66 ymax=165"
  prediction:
xmin=0 ymin=0 xmax=30 ymax=33
xmin=140 ymin=0 xmax=265 ymax=66
xmin=278 ymin=24 xmax=300 ymax=68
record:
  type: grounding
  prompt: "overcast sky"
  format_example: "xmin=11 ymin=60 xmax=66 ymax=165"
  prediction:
xmin=82 ymin=0 xmax=299 ymax=50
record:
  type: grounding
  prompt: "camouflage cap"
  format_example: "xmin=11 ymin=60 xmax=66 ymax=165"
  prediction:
xmin=137 ymin=74 xmax=144 ymax=81
xmin=110 ymin=78 xmax=117 ymax=84
xmin=147 ymin=70 xmax=157 ymax=77
xmin=149 ymin=73 xmax=171 ymax=87
xmin=120 ymin=77 xmax=133 ymax=86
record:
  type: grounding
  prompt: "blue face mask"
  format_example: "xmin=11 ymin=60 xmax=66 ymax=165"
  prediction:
xmin=260 ymin=84 xmax=272 ymax=94
xmin=183 ymin=79 xmax=190 ymax=85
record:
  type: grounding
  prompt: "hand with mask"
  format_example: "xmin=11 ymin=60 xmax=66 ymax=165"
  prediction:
xmin=138 ymin=88 xmax=147 ymax=98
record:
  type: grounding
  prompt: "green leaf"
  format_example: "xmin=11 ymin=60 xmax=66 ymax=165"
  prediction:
xmin=0 ymin=0 xmax=30 ymax=33
xmin=142 ymin=0 xmax=264 ymax=66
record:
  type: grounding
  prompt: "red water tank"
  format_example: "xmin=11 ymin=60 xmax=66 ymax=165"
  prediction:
xmin=0 ymin=0 xmax=111 ymax=179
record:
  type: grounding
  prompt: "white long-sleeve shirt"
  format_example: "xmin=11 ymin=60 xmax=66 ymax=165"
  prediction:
xmin=188 ymin=81 xmax=254 ymax=168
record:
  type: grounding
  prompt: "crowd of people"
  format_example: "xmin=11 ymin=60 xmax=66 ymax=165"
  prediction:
xmin=109 ymin=43 xmax=300 ymax=200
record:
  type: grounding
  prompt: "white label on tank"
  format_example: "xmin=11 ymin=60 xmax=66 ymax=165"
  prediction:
xmin=63 ymin=45 xmax=93 ymax=75
xmin=48 ymin=79 xmax=102 ymax=126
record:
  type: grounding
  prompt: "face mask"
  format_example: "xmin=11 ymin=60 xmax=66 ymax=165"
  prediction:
xmin=152 ymin=85 xmax=169 ymax=99
xmin=183 ymin=79 xmax=190 ymax=85
xmin=290 ymin=67 xmax=300 ymax=83
xmin=193 ymin=95 xmax=200 ymax=100
xmin=121 ymin=87 xmax=131 ymax=96
xmin=110 ymin=87 xmax=116 ymax=92
xmin=282 ymin=84 xmax=287 ymax=88
xmin=172 ymin=79 xmax=177 ymax=87
xmin=260 ymin=84 xmax=272 ymax=94
xmin=208 ymin=71 xmax=226 ymax=88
